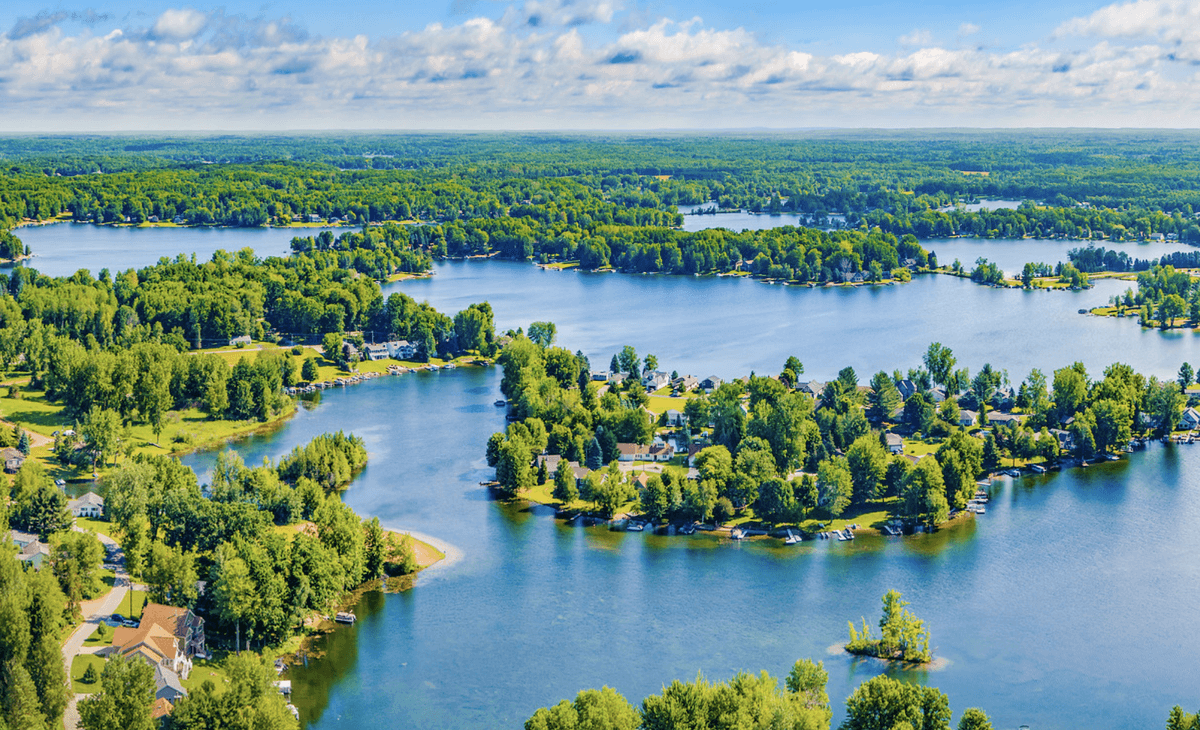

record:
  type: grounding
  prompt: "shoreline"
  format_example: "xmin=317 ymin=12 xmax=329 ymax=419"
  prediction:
xmin=381 ymin=525 xmax=464 ymax=577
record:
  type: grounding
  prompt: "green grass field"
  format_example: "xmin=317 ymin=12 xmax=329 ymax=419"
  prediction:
xmin=71 ymin=654 xmax=106 ymax=694
xmin=117 ymin=590 xmax=148 ymax=621
xmin=182 ymin=657 xmax=231 ymax=694
xmin=75 ymin=517 xmax=118 ymax=540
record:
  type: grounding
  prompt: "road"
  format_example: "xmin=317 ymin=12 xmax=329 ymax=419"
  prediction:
xmin=60 ymin=530 xmax=128 ymax=730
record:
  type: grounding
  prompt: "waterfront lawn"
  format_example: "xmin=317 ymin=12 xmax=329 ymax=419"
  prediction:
xmin=71 ymin=654 xmax=106 ymax=694
xmin=182 ymin=656 xmax=231 ymax=694
xmin=646 ymin=394 xmax=696 ymax=415
xmin=800 ymin=500 xmax=897 ymax=535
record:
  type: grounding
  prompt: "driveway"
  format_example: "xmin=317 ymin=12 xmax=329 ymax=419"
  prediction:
xmin=61 ymin=530 xmax=128 ymax=730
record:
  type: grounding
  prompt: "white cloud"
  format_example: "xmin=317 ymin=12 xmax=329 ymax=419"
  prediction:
xmin=899 ymin=29 xmax=932 ymax=46
xmin=0 ymin=3 xmax=1198 ymax=130
xmin=958 ymin=23 xmax=981 ymax=36
xmin=150 ymin=8 xmax=209 ymax=41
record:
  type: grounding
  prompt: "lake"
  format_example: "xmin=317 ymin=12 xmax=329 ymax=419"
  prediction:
xmin=11 ymin=223 xmax=340 ymax=277
xmin=19 ymin=224 xmax=1200 ymax=729
xmin=181 ymin=368 xmax=1200 ymax=730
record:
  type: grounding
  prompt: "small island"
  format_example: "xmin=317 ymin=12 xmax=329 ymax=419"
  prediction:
xmin=845 ymin=590 xmax=932 ymax=664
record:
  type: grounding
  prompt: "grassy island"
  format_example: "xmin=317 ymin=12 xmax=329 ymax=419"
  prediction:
xmin=846 ymin=590 xmax=932 ymax=664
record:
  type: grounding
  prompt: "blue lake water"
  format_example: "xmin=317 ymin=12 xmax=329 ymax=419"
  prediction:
xmin=17 ymin=224 xmax=1200 ymax=729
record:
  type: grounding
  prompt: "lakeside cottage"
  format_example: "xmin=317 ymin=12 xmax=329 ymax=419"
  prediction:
xmin=68 ymin=491 xmax=105 ymax=518
xmin=700 ymin=376 xmax=723 ymax=393
xmin=228 ymin=334 xmax=252 ymax=347
xmin=1182 ymin=407 xmax=1200 ymax=429
xmin=958 ymin=410 xmax=979 ymax=427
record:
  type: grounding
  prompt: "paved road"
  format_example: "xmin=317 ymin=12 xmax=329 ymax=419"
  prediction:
xmin=61 ymin=530 xmax=128 ymax=730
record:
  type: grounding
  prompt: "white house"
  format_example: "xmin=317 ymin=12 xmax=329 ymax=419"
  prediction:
xmin=68 ymin=492 xmax=105 ymax=519
xmin=228 ymin=335 xmax=252 ymax=347
xmin=385 ymin=340 xmax=416 ymax=359
xmin=616 ymin=443 xmax=647 ymax=461
xmin=642 ymin=371 xmax=670 ymax=390
xmin=1182 ymin=407 xmax=1200 ymax=430
xmin=363 ymin=343 xmax=390 ymax=361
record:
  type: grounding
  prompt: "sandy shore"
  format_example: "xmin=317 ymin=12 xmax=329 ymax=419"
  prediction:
xmin=384 ymin=525 xmax=464 ymax=577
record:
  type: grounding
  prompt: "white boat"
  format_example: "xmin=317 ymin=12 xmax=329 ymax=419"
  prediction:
xmin=784 ymin=529 xmax=800 ymax=545
xmin=334 ymin=612 xmax=357 ymax=624
xmin=626 ymin=521 xmax=645 ymax=532
xmin=1030 ymin=464 xmax=1046 ymax=473
xmin=730 ymin=528 xmax=745 ymax=540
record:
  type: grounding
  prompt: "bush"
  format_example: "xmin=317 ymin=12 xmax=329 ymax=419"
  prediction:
xmin=82 ymin=663 xmax=98 ymax=684
xmin=291 ymin=345 xmax=304 ymax=356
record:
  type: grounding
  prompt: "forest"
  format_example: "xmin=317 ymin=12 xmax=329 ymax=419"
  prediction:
xmin=3 ymin=132 xmax=1200 ymax=284
xmin=489 ymin=333 xmax=1191 ymax=532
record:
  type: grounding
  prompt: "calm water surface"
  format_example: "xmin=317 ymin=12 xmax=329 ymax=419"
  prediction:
xmin=26 ymin=225 xmax=1200 ymax=728
xmin=182 ymin=370 xmax=1200 ymax=730
xmin=13 ymin=223 xmax=339 ymax=277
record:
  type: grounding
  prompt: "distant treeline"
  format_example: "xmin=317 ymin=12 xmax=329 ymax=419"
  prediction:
xmin=1068 ymin=246 xmax=1200 ymax=273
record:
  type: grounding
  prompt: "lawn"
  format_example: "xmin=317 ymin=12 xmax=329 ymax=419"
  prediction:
xmin=117 ymin=590 xmax=148 ymax=621
xmin=182 ymin=657 xmax=231 ymax=693
xmin=75 ymin=517 xmax=118 ymax=540
xmin=646 ymin=394 xmax=695 ymax=415
xmin=84 ymin=624 xmax=115 ymax=648
xmin=71 ymin=654 xmax=106 ymax=694
xmin=0 ymin=390 xmax=72 ymax=438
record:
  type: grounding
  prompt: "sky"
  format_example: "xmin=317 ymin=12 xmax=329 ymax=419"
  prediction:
xmin=0 ymin=0 xmax=1198 ymax=130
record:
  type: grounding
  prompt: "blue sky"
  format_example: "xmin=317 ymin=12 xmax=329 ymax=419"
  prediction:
xmin=0 ymin=0 xmax=1195 ymax=130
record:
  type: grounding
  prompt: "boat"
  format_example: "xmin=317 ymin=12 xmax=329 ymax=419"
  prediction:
xmin=784 ymin=528 xmax=800 ymax=545
xmin=1030 ymin=464 xmax=1046 ymax=473
xmin=494 ymin=399 xmax=506 ymax=407
xmin=1006 ymin=468 xmax=1021 ymax=477
xmin=626 ymin=521 xmax=645 ymax=532
xmin=334 ymin=612 xmax=356 ymax=624
xmin=730 ymin=528 xmax=745 ymax=540
xmin=836 ymin=531 xmax=848 ymax=541
xmin=1106 ymin=453 xmax=1120 ymax=461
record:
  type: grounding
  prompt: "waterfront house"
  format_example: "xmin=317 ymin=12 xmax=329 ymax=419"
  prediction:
xmin=885 ymin=433 xmax=903 ymax=454
xmin=364 ymin=343 xmax=390 ymax=361
xmin=228 ymin=335 xmax=252 ymax=347
xmin=385 ymin=340 xmax=416 ymax=359
xmin=700 ymin=376 xmax=723 ymax=393
xmin=111 ymin=603 xmax=207 ymax=679
xmin=958 ymin=410 xmax=979 ymax=428
xmin=68 ymin=492 xmax=105 ymax=519
xmin=1 ymin=447 xmax=25 ymax=473
xmin=1183 ymin=407 xmax=1200 ymax=429
xmin=1049 ymin=428 xmax=1073 ymax=451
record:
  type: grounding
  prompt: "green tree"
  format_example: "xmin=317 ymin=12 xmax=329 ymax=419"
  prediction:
xmin=525 ymin=686 xmax=639 ymax=730
xmin=957 ymin=708 xmax=993 ymax=730
xmin=923 ymin=343 xmax=956 ymax=387
xmin=902 ymin=458 xmax=948 ymax=529
xmin=846 ymin=434 xmax=887 ymax=504
xmin=553 ymin=459 xmax=579 ymax=504
xmin=841 ymin=675 xmax=950 ymax=730
xmin=755 ymin=477 xmax=797 ymax=525
xmin=321 ymin=331 xmax=345 ymax=368
xmin=78 ymin=656 xmax=155 ymax=730
xmin=817 ymin=457 xmax=853 ymax=517
xmin=528 ymin=321 xmax=557 ymax=348
xmin=209 ymin=543 xmax=255 ymax=651
xmin=301 ymin=357 xmax=319 ymax=381
xmin=496 ymin=439 xmax=533 ymax=496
